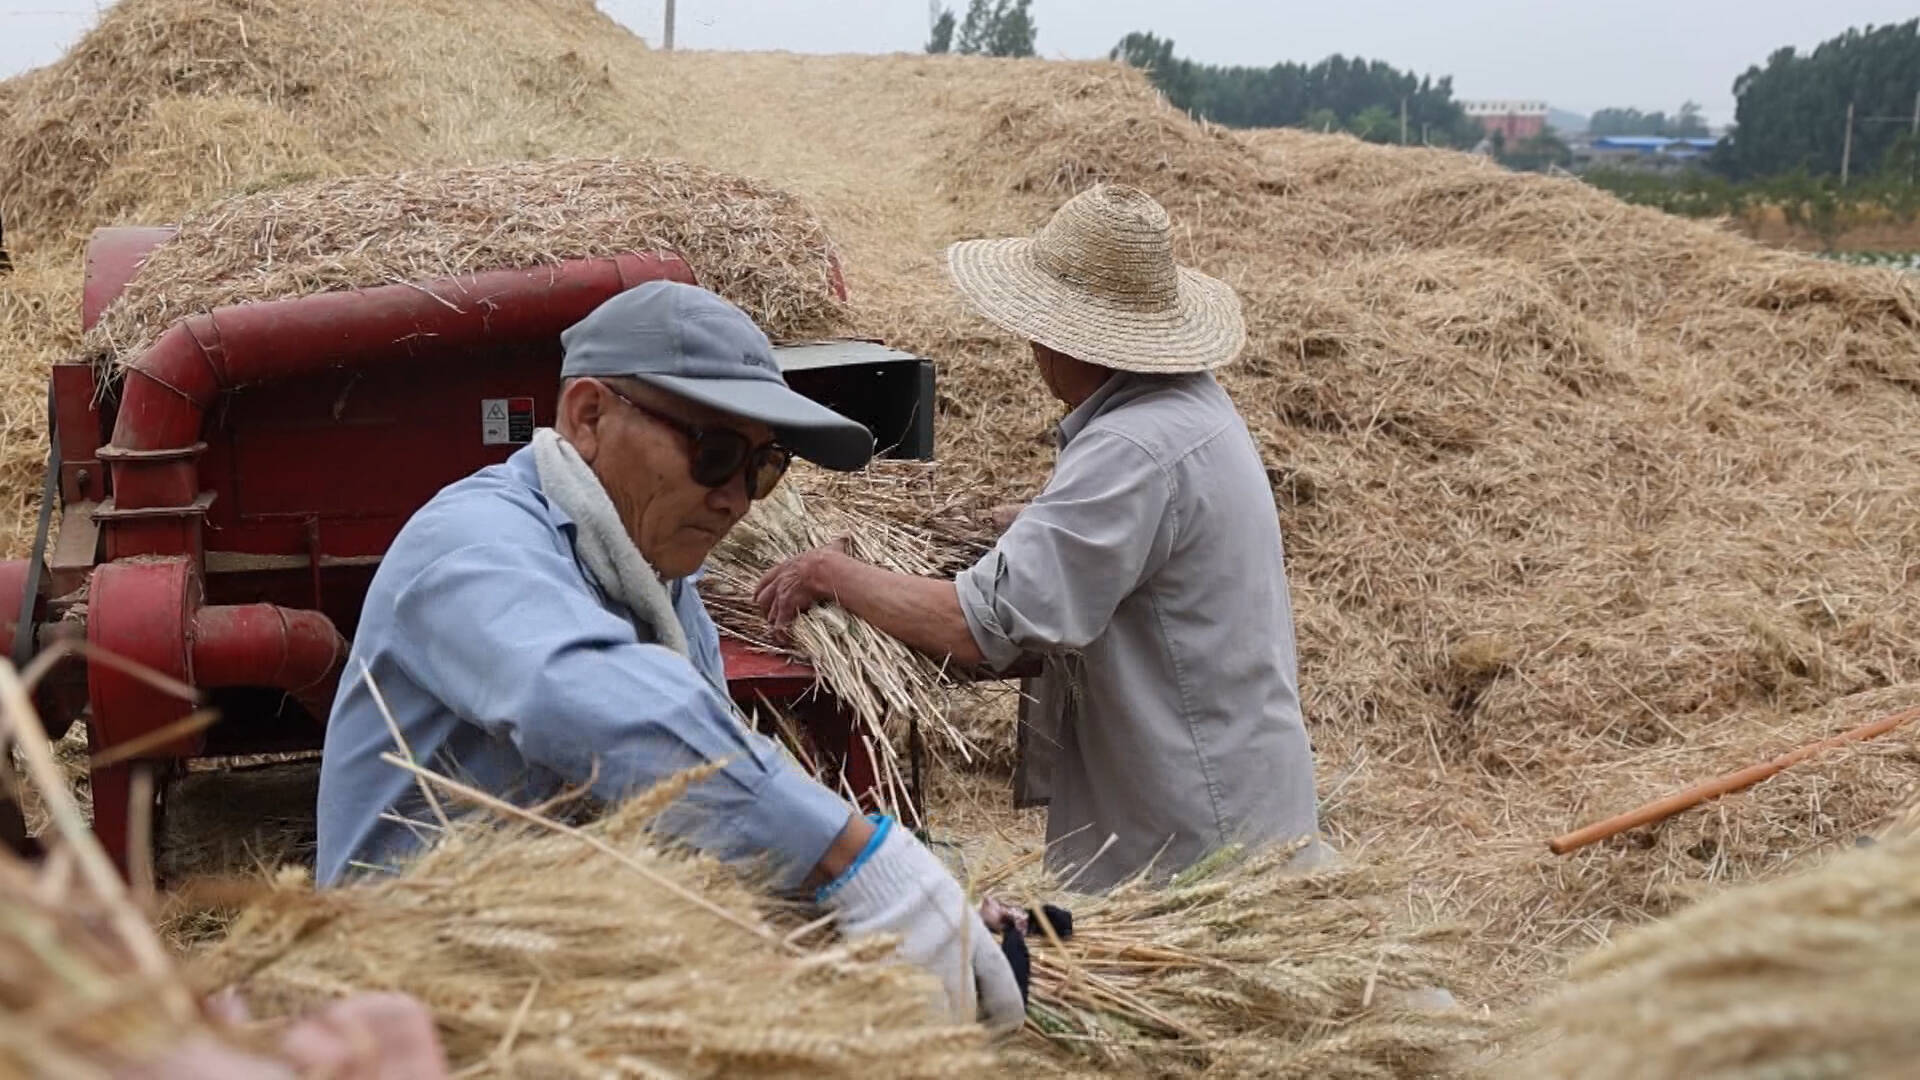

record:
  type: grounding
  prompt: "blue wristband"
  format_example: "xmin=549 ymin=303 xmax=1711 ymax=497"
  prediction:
xmin=814 ymin=813 xmax=893 ymax=904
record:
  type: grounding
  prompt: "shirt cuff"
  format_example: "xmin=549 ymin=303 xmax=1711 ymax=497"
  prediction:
xmin=954 ymin=554 xmax=1026 ymax=673
xmin=736 ymin=761 xmax=855 ymax=892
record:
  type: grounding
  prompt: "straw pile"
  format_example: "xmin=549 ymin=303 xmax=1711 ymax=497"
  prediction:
xmin=906 ymin=78 xmax=1920 ymax=1001
xmin=1504 ymin=796 xmax=1920 ymax=1079
xmin=0 ymin=0 xmax=679 ymax=248
xmin=0 ymin=253 xmax=82 ymax=556
xmin=82 ymin=156 xmax=849 ymax=369
xmin=990 ymin=843 xmax=1486 ymax=1079
xmin=6 ymin=0 xmax=1920 ymax=1016
xmin=188 ymin=765 xmax=991 ymax=1079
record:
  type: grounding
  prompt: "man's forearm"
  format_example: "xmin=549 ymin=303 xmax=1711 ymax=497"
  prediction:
xmin=819 ymin=554 xmax=987 ymax=668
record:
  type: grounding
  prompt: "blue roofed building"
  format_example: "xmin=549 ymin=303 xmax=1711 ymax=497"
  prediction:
xmin=1571 ymin=135 xmax=1722 ymax=173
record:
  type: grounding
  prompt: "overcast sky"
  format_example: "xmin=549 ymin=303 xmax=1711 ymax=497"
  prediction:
xmin=3 ymin=1 xmax=1914 ymax=126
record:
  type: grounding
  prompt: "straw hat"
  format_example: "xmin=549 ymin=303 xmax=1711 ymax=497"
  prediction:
xmin=945 ymin=184 xmax=1245 ymax=374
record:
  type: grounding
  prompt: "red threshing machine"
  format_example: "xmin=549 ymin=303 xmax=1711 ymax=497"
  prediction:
xmin=0 ymin=227 xmax=946 ymax=874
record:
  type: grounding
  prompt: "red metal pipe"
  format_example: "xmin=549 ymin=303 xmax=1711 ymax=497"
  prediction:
xmin=108 ymin=251 xmax=695 ymax=470
xmin=190 ymin=604 xmax=347 ymax=724
xmin=0 ymin=559 xmax=32 ymax=661
xmin=84 ymin=226 xmax=180 ymax=332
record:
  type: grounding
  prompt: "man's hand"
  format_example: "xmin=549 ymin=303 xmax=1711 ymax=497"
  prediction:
xmin=755 ymin=541 xmax=988 ymax=669
xmin=755 ymin=539 xmax=851 ymax=629
xmin=978 ymin=894 xmax=1029 ymax=936
xmin=278 ymin=993 xmax=450 ymax=1079
xmin=819 ymin=819 xmax=1026 ymax=1035
xmin=124 ymin=992 xmax=449 ymax=1080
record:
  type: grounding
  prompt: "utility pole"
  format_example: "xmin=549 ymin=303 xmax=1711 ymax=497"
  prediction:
xmin=663 ymin=0 xmax=675 ymax=51
xmin=1840 ymin=100 xmax=1854 ymax=186
xmin=1400 ymin=97 xmax=1409 ymax=145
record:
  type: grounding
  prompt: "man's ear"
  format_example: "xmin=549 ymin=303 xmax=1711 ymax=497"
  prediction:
xmin=556 ymin=378 xmax=607 ymax=464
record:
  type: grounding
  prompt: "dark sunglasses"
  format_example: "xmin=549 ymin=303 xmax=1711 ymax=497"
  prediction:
xmin=596 ymin=380 xmax=792 ymax=501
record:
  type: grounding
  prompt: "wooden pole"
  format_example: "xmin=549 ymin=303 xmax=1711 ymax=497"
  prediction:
xmin=1400 ymin=97 xmax=1409 ymax=145
xmin=1547 ymin=705 xmax=1920 ymax=856
xmin=1841 ymin=100 xmax=1854 ymax=186
xmin=663 ymin=0 xmax=675 ymax=51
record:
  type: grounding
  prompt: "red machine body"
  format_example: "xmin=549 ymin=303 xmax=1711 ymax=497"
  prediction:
xmin=3 ymin=228 xmax=903 ymax=873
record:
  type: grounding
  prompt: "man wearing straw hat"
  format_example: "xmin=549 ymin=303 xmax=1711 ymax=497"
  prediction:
xmin=758 ymin=185 xmax=1323 ymax=892
xmin=316 ymin=281 xmax=1023 ymax=1034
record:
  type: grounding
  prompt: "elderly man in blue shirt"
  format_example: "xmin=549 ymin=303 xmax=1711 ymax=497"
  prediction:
xmin=315 ymin=280 xmax=1023 ymax=1033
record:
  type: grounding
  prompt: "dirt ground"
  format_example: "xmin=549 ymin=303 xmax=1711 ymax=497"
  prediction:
xmin=1738 ymin=207 xmax=1920 ymax=253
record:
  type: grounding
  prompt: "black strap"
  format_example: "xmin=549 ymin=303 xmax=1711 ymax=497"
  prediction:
xmin=12 ymin=387 xmax=57 ymax=672
xmin=909 ymin=708 xmax=925 ymax=832
xmin=1000 ymin=923 xmax=1032 ymax=1006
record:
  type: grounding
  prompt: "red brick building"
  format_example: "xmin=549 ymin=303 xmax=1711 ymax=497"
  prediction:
xmin=1463 ymin=100 xmax=1548 ymax=142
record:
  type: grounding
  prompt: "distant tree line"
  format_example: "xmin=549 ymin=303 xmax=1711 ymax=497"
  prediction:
xmin=1717 ymin=19 xmax=1920 ymax=179
xmin=1589 ymin=103 xmax=1710 ymax=139
xmin=1575 ymin=20 xmax=1920 ymax=243
xmin=1107 ymin=32 xmax=1479 ymax=147
xmin=926 ymin=0 xmax=1035 ymax=58
xmin=919 ymin=7 xmax=1919 ymax=232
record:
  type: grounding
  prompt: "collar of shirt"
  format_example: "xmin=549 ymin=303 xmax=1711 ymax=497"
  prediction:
xmin=1055 ymin=371 xmax=1139 ymax=449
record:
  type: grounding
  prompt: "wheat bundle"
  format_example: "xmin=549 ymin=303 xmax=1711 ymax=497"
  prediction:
xmin=1505 ymin=804 xmax=1920 ymax=1080
xmin=0 ymin=0 xmax=676 ymax=249
xmin=190 ymin=762 xmax=990 ymax=1079
xmin=704 ymin=462 xmax=995 ymax=816
xmin=983 ymin=843 xmax=1485 ymax=1078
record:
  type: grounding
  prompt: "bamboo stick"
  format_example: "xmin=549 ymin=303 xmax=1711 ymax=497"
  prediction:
xmin=1548 ymin=705 xmax=1920 ymax=855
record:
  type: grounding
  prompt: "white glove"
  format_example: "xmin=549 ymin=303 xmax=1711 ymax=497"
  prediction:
xmin=818 ymin=817 xmax=1026 ymax=1035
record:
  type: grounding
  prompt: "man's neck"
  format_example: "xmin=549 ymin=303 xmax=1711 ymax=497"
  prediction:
xmin=1055 ymin=366 xmax=1115 ymax=412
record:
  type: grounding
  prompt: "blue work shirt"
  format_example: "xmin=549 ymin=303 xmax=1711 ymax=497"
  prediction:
xmin=314 ymin=445 xmax=851 ymax=889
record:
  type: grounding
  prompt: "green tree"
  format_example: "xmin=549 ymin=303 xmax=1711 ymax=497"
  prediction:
xmin=1672 ymin=100 xmax=1710 ymax=137
xmin=1592 ymin=103 xmax=1711 ymax=138
xmin=1348 ymin=104 xmax=1398 ymax=142
xmin=926 ymin=8 xmax=955 ymax=54
xmin=955 ymin=0 xmax=1036 ymax=58
xmin=1108 ymin=33 xmax=1477 ymax=147
xmin=1591 ymin=108 xmax=1670 ymax=137
xmin=1723 ymin=19 xmax=1920 ymax=178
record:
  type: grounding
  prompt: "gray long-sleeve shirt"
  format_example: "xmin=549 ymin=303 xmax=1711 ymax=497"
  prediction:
xmin=955 ymin=371 xmax=1320 ymax=892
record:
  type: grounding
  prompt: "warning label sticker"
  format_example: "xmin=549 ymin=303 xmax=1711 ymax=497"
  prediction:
xmin=482 ymin=398 xmax=537 ymax=446
xmin=481 ymin=399 xmax=510 ymax=444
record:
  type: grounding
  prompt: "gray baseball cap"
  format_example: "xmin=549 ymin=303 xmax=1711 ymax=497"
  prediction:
xmin=559 ymin=281 xmax=875 ymax=471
